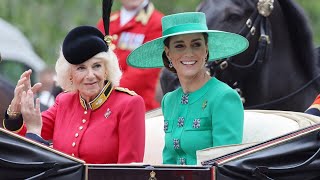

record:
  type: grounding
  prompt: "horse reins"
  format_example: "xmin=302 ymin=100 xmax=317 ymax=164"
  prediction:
xmin=228 ymin=7 xmax=272 ymax=69
xmin=247 ymin=73 xmax=320 ymax=109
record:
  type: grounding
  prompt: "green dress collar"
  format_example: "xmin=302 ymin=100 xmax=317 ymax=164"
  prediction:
xmin=178 ymin=78 xmax=216 ymax=105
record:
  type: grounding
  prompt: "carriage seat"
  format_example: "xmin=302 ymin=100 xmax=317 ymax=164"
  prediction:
xmin=143 ymin=111 xmax=164 ymax=165
xmin=242 ymin=109 xmax=320 ymax=143
xmin=196 ymin=110 xmax=320 ymax=165
xmin=143 ymin=108 xmax=320 ymax=165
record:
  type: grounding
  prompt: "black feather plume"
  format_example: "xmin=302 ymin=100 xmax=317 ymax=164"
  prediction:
xmin=102 ymin=0 xmax=113 ymax=36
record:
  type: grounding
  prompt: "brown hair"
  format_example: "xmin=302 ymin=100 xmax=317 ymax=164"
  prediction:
xmin=162 ymin=33 xmax=209 ymax=73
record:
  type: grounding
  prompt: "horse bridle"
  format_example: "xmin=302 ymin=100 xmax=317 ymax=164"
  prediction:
xmin=208 ymin=0 xmax=320 ymax=109
xmin=208 ymin=0 xmax=274 ymax=106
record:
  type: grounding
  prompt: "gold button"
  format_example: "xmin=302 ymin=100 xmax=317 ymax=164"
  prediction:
xmin=82 ymin=119 xmax=86 ymax=124
xmin=75 ymin=133 xmax=79 ymax=137
xmin=71 ymin=153 xmax=75 ymax=157
xmin=72 ymin=142 xmax=76 ymax=147
xmin=84 ymin=111 xmax=87 ymax=114
xmin=79 ymin=126 xmax=83 ymax=130
xmin=112 ymin=34 xmax=118 ymax=40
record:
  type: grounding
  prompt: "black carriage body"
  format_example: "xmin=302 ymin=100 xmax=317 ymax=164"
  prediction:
xmin=0 ymin=127 xmax=213 ymax=180
xmin=204 ymin=124 xmax=320 ymax=180
xmin=2 ymin=123 xmax=320 ymax=180
xmin=0 ymin=128 xmax=85 ymax=179
xmin=86 ymin=164 xmax=212 ymax=180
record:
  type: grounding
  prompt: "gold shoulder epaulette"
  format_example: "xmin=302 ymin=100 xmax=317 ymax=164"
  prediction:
xmin=135 ymin=3 xmax=154 ymax=25
xmin=115 ymin=87 xmax=137 ymax=96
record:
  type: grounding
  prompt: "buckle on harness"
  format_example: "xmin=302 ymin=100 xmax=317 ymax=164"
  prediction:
xmin=259 ymin=34 xmax=271 ymax=44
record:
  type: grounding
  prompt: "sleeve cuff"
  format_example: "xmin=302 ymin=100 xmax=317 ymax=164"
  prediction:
xmin=25 ymin=133 xmax=50 ymax=146
xmin=305 ymin=108 xmax=320 ymax=117
xmin=3 ymin=111 xmax=24 ymax=132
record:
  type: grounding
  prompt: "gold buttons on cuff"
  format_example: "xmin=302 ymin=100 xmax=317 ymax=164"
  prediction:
xmin=75 ymin=133 xmax=79 ymax=138
xmin=79 ymin=126 xmax=83 ymax=130
xmin=72 ymin=142 xmax=76 ymax=147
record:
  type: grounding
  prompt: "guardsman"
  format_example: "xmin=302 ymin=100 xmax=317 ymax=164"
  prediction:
xmin=97 ymin=0 xmax=164 ymax=111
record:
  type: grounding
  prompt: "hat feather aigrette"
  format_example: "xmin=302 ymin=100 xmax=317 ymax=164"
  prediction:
xmin=62 ymin=0 xmax=113 ymax=65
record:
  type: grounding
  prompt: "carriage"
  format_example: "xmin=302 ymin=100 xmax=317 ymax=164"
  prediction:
xmin=1 ymin=108 xmax=320 ymax=179
xmin=1 ymin=0 xmax=320 ymax=179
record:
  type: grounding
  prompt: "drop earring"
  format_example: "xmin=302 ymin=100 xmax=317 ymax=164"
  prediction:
xmin=169 ymin=60 xmax=173 ymax=68
xmin=70 ymin=77 xmax=73 ymax=85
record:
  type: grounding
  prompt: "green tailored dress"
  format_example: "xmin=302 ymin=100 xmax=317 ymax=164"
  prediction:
xmin=162 ymin=77 xmax=244 ymax=165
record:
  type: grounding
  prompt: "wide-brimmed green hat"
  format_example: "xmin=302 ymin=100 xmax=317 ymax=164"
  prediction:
xmin=127 ymin=12 xmax=249 ymax=68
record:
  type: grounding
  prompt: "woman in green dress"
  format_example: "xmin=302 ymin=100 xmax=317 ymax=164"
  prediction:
xmin=127 ymin=12 xmax=249 ymax=165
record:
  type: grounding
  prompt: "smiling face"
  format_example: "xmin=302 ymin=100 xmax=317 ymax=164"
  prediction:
xmin=164 ymin=33 xmax=208 ymax=80
xmin=71 ymin=57 xmax=107 ymax=102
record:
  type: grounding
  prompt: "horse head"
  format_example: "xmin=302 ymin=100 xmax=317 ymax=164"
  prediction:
xmin=197 ymin=0 xmax=320 ymax=111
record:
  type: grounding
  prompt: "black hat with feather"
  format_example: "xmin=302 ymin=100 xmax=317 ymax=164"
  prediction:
xmin=62 ymin=0 xmax=113 ymax=65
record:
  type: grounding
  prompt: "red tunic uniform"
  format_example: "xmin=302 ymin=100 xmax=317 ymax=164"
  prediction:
xmin=97 ymin=2 xmax=163 ymax=111
xmin=15 ymin=83 xmax=146 ymax=164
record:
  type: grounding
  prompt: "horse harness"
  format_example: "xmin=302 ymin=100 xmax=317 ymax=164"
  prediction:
xmin=208 ymin=0 xmax=320 ymax=109
xmin=208 ymin=0 xmax=273 ymax=107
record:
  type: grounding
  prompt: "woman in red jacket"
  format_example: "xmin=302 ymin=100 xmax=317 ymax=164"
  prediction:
xmin=3 ymin=0 xmax=145 ymax=164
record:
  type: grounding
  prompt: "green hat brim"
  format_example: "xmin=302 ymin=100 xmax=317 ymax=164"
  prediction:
xmin=127 ymin=30 xmax=249 ymax=68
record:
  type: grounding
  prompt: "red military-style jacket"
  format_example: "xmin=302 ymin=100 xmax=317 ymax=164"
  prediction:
xmin=97 ymin=2 xmax=163 ymax=111
xmin=12 ymin=82 xmax=146 ymax=164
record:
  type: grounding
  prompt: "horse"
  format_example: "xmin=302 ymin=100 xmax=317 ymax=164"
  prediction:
xmin=159 ymin=0 xmax=320 ymax=112
xmin=0 ymin=76 xmax=15 ymax=127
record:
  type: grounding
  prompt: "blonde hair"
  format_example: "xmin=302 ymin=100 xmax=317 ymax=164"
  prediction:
xmin=55 ymin=49 xmax=122 ymax=92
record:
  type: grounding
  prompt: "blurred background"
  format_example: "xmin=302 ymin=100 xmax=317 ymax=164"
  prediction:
xmin=0 ymin=0 xmax=319 ymax=82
